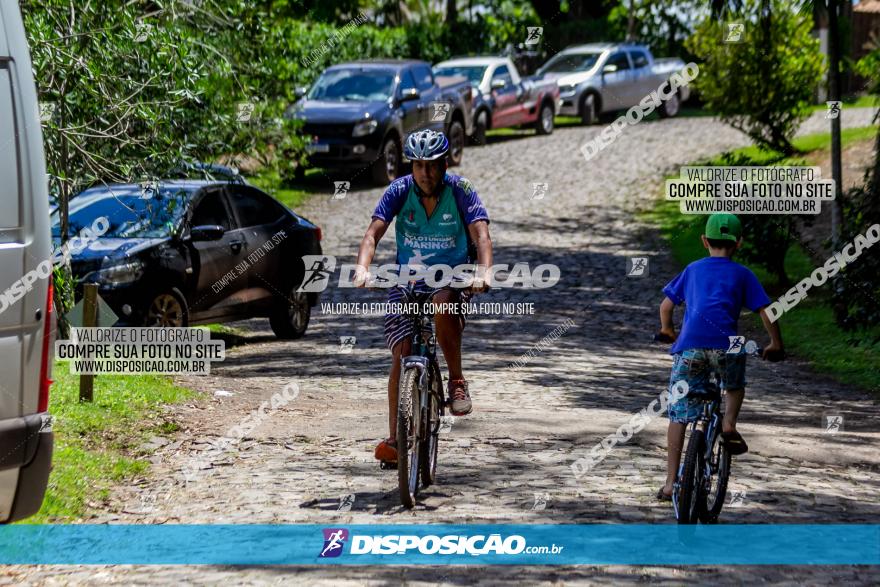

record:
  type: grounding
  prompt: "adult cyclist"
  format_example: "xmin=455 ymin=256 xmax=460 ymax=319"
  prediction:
xmin=354 ymin=129 xmax=493 ymax=464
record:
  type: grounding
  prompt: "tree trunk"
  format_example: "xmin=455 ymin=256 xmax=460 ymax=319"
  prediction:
xmin=627 ymin=0 xmax=637 ymax=41
xmin=446 ymin=0 xmax=457 ymax=24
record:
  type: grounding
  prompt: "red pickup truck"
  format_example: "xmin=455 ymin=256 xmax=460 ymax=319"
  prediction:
xmin=433 ymin=57 xmax=561 ymax=145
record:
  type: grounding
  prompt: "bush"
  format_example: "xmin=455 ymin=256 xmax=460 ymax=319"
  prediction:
xmin=685 ymin=0 xmax=825 ymax=155
xmin=833 ymin=48 xmax=880 ymax=331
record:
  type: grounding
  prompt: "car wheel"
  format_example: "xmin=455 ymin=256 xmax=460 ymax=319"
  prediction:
xmin=144 ymin=288 xmax=188 ymax=327
xmin=580 ymin=93 xmax=597 ymax=125
xmin=270 ymin=290 xmax=310 ymax=339
xmin=535 ymin=102 xmax=554 ymax=135
xmin=447 ymin=119 xmax=465 ymax=167
xmin=659 ymin=88 xmax=680 ymax=118
xmin=371 ymin=137 xmax=400 ymax=185
xmin=470 ymin=110 xmax=488 ymax=145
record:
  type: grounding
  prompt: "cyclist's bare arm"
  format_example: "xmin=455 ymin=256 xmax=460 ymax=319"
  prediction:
xmin=468 ymin=220 xmax=493 ymax=293
xmin=355 ymin=218 xmax=390 ymax=287
xmin=758 ymin=306 xmax=784 ymax=359
xmin=659 ymin=296 xmax=677 ymax=340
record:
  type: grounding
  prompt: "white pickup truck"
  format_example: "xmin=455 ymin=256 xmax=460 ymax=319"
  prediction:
xmin=536 ymin=43 xmax=692 ymax=125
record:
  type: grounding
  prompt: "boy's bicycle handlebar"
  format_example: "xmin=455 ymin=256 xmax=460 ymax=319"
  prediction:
xmin=652 ymin=332 xmax=785 ymax=362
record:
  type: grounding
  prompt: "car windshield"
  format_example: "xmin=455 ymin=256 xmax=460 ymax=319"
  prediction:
xmin=307 ymin=68 xmax=396 ymax=102
xmin=433 ymin=65 xmax=487 ymax=86
xmin=51 ymin=185 xmax=193 ymax=240
xmin=540 ymin=52 xmax=602 ymax=74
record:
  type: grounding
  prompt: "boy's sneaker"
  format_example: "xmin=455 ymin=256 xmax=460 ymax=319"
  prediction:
xmin=374 ymin=438 xmax=397 ymax=462
xmin=448 ymin=379 xmax=472 ymax=416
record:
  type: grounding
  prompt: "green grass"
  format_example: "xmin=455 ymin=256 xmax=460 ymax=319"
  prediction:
xmin=645 ymin=125 xmax=880 ymax=393
xmin=248 ymin=168 xmax=311 ymax=209
xmin=25 ymin=364 xmax=198 ymax=522
xmin=754 ymin=301 xmax=880 ymax=393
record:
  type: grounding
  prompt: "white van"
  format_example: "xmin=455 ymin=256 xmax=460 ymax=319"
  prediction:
xmin=0 ymin=1 xmax=55 ymax=523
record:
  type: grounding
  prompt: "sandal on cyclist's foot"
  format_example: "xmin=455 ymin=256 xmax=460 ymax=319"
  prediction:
xmin=374 ymin=438 xmax=397 ymax=463
xmin=721 ymin=431 xmax=749 ymax=455
xmin=448 ymin=379 xmax=472 ymax=416
xmin=656 ymin=487 xmax=673 ymax=502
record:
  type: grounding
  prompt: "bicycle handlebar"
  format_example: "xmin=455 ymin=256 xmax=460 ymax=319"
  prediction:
xmin=652 ymin=332 xmax=784 ymax=362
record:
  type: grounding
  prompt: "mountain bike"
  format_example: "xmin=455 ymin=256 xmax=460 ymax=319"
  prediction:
xmin=380 ymin=282 xmax=448 ymax=508
xmin=654 ymin=334 xmax=781 ymax=524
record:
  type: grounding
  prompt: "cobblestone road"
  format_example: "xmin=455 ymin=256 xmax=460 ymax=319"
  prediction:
xmin=6 ymin=109 xmax=879 ymax=585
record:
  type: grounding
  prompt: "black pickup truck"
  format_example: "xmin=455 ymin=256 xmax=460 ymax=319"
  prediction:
xmin=290 ymin=60 xmax=474 ymax=184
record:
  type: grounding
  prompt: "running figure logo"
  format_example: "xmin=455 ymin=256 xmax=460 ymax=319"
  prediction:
xmin=728 ymin=490 xmax=747 ymax=507
xmin=727 ymin=335 xmax=745 ymax=354
xmin=298 ymin=255 xmax=336 ymax=293
xmin=724 ymin=22 xmax=745 ymax=43
xmin=319 ymin=528 xmax=349 ymax=558
xmin=824 ymin=414 xmax=844 ymax=434
xmin=525 ymin=27 xmax=543 ymax=46
xmin=333 ymin=181 xmax=350 ymax=200
xmin=825 ymin=101 xmax=841 ymax=120
xmin=627 ymin=257 xmax=649 ymax=277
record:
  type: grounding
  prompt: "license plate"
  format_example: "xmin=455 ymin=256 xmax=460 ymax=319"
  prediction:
xmin=306 ymin=143 xmax=329 ymax=153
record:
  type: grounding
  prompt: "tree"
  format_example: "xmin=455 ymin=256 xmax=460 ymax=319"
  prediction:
xmin=686 ymin=0 xmax=826 ymax=155
xmin=833 ymin=45 xmax=880 ymax=330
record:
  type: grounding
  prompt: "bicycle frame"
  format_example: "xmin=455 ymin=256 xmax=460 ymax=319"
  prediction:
xmin=672 ymin=380 xmax=725 ymax=522
xmin=398 ymin=283 xmax=440 ymax=388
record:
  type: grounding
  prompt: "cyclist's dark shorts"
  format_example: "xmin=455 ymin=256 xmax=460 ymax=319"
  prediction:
xmin=667 ymin=348 xmax=747 ymax=423
xmin=384 ymin=281 xmax=472 ymax=351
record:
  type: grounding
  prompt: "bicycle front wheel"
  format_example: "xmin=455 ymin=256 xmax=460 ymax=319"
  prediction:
xmin=397 ymin=367 xmax=421 ymax=508
xmin=676 ymin=428 xmax=705 ymax=525
xmin=700 ymin=429 xmax=730 ymax=524
xmin=419 ymin=361 xmax=443 ymax=488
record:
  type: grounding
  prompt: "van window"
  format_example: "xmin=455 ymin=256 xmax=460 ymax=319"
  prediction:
xmin=0 ymin=66 xmax=20 ymax=229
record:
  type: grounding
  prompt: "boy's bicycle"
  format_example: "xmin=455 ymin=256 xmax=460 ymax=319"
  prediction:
xmin=378 ymin=282 xmax=448 ymax=508
xmin=654 ymin=334 xmax=781 ymax=524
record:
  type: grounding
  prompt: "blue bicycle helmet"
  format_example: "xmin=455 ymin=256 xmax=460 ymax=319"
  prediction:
xmin=404 ymin=129 xmax=449 ymax=161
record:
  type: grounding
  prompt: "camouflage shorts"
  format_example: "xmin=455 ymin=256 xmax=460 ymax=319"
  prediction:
xmin=667 ymin=348 xmax=747 ymax=423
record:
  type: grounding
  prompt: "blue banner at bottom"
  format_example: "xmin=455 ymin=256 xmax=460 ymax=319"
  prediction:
xmin=0 ymin=525 xmax=877 ymax=565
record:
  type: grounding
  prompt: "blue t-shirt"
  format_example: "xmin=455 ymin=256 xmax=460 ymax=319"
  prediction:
xmin=662 ymin=257 xmax=771 ymax=354
xmin=372 ymin=173 xmax=490 ymax=267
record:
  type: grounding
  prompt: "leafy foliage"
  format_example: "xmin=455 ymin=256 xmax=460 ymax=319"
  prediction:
xmin=685 ymin=0 xmax=825 ymax=155
xmin=833 ymin=47 xmax=880 ymax=331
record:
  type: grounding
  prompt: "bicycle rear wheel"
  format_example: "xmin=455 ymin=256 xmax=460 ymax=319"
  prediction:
xmin=676 ymin=428 xmax=705 ymax=524
xmin=397 ymin=367 xmax=421 ymax=508
xmin=419 ymin=362 xmax=443 ymax=488
xmin=700 ymin=429 xmax=730 ymax=523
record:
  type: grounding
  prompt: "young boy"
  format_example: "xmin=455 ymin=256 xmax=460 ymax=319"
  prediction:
xmin=657 ymin=213 xmax=784 ymax=500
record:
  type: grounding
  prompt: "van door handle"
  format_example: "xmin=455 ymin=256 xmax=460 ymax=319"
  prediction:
xmin=229 ymin=239 xmax=244 ymax=253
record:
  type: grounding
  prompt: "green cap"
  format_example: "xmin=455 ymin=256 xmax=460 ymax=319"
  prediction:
xmin=705 ymin=213 xmax=742 ymax=241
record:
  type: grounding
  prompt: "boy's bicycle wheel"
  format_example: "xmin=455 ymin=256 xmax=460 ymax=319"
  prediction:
xmin=676 ymin=429 xmax=705 ymax=524
xmin=419 ymin=362 xmax=443 ymax=488
xmin=699 ymin=429 xmax=730 ymax=523
xmin=397 ymin=367 xmax=421 ymax=508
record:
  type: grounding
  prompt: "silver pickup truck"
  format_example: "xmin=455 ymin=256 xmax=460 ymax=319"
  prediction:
xmin=535 ymin=43 xmax=692 ymax=124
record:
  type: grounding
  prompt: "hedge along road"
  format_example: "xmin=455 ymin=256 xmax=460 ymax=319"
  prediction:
xmin=8 ymin=108 xmax=880 ymax=586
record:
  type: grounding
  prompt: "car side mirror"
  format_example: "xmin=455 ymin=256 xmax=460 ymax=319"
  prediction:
xmin=602 ymin=64 xmax=619 ymax=75
xmin=189 ymin=225 xmax=225 ymax=241
xmin=399 ymin=87 xmax=420 ymax=102
xmin=294 ymin=86 xmax=308 ymax=99
xmin=491 ymin=78 xmax=507 ymax=90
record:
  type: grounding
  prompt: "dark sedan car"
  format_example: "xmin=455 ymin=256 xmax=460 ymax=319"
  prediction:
xmin=52 ymin=179 xmax=323 ymax=338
